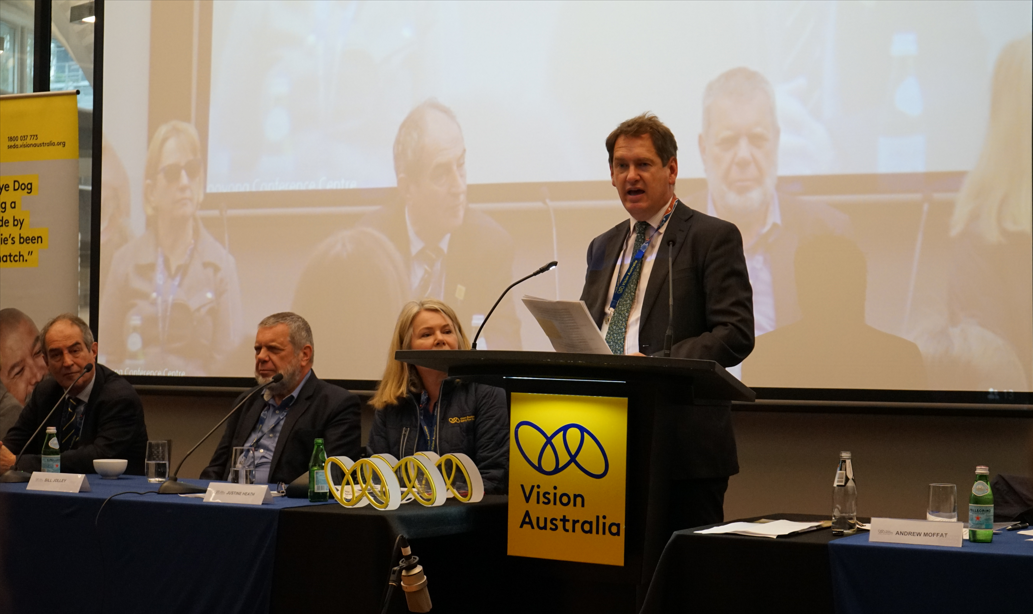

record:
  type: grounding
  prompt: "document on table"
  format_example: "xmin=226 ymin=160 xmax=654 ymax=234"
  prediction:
xmin=695 ymin=519 xmax=826 ymax=538
xmin=522 ymin=296 xmax=612 ymax=354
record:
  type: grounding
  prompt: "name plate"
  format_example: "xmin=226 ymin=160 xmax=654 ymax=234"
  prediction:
xmin=870 ymin=517 xmax=963 ymax=548
xmin=203 ymin=483 xmax=272 ymax=506
xmin=27 ymin=472 xmax=91 ymax=493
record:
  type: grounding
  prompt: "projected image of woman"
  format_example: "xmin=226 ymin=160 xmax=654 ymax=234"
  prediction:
xmin=368 ymin=300 xmax=508 ymax=494
xmin=944 ymin=33 xmax=1032 ymax=390
xmin=100 ymin=121 xmax=244 ymax=376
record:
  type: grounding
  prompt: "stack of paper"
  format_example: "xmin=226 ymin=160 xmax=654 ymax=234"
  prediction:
xmin=695 ymin=519 xmax=825 ymax=538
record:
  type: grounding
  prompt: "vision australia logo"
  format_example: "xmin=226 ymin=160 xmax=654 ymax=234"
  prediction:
xmin=514 ymin=421 xmax=609 ymax=479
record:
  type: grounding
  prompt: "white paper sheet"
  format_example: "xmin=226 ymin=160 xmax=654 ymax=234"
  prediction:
xmin=522 ymin=296 xmax=612 ymax=354
xmin=695 ymin=520 xmax=824 ymax=538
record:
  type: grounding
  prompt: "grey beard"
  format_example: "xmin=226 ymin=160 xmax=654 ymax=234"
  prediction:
xmin=256 ymin=360 xmax=301 ymax=397
xmin=711 ymin=179 xmax=774 ymax=219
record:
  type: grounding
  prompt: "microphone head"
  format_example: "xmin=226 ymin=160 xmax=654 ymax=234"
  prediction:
xmin=270 ymin=373 xmax=284 ymax=383
xmin=83 ymin=363 xmax=94 ymax=373
xmin=545 ymin=260 xmax=558 ymax=271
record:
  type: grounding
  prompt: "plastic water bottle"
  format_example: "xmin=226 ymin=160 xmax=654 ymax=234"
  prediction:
xmin=968 ymin=465 xmax=993 ymax=543
xmin=308 ymin=438 xmax=329 ymax=502
xmin=42 ymin=426 xmax=61 ymax=473
xmin=832 ymin=451 xmax=857 ymax=535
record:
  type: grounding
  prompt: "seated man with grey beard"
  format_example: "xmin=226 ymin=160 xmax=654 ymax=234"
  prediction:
xmin=684 ymin=67 xmax=849 ymax=338
xmin=201 ymin=313 xmax=360 ymax=484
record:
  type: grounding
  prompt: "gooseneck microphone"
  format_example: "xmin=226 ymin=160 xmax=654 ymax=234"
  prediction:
xmin=471 ymin=260 xmax=557 ymax=350
xmin=663 ymin=239 xmax=675 ymax=358
xmin=0 ymin=363 xmax=94 ymax=483
xmin=157 ymin=373 xmax=283 ymax=494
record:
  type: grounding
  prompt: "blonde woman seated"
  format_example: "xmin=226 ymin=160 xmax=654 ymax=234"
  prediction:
xmin=368 ymin=300 xmax=508 ymax=494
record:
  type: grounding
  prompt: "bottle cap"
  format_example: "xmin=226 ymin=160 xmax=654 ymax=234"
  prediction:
xmin=975 ymin=465 xmax=989 ymax=474
xmin=840 ymin=451 xmax=851 ymax=458
xmin=45 ymin=426 xmax=57 ymax=433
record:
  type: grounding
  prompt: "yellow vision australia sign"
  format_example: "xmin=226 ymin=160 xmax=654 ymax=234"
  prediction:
xmin=508 ymin=393 xmax=628 ymax=566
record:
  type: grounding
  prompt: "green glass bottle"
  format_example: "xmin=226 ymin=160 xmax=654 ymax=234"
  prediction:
xmin=42 ymin=426 xmax=61 ymax=473
xmin=308 ymin=438 xmax=329 ymax=502
xmin=968 ymin=465 xmax=993 ymax=543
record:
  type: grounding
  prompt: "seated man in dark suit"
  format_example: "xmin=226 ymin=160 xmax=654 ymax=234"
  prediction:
xmin=201 ymin=312 xmax=360 ymax=484
xmin=0 ymin=314 xmax=148 ymax=475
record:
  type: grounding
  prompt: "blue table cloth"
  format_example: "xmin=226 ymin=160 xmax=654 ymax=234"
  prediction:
xmin=829 ymin=528 xmax=1033 ymax=614
xmin=0 ymin=474 xmax=327 ymax=614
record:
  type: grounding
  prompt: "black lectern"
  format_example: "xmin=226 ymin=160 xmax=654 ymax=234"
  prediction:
xmin=396 ymin=350 xmax=754 ymax=611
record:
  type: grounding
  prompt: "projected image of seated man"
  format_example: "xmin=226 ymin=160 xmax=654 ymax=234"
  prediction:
xmin=360 ymin=100 xmax=520 ymax=350
xmin=0 ymin=308 xmax=47 ymax=441
xmin=201 ymin=312 xmax=361 ymax=485
xmin=688 ymin=67 xmax=849 ymax=338
xmin=0 ymin=315 xmax=148 ymax=476
xmin=99 ymin=121 xmax=244 ymax=376
xmin=368 ymin=300 xmax=509 ymax=494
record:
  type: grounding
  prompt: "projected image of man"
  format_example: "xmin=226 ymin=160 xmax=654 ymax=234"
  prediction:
xmin=361 ymin=100 xmax=520 ymax=350
xmin=201 ymin=313 xmax=360 ymax=485
xmin=690 ymin=67 xmax=849 ymax=337
xmin=0 ymin=309 xmax=47 ymax=441
xmin=0 ymin=315 xmax=148 ymax=475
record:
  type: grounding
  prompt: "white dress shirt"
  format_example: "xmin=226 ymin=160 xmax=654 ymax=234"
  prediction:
xmin=405 ymin=207 xmax=451 ymax=300
xmin=601 ymin=197 xmax=674 ymax=354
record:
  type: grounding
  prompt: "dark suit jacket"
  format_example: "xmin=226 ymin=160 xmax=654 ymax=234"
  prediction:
xmin=5 ymin=364 xmax=148 ymax=474
xmin=580 ymin=200 xmax=754 ymax=479
xmin=680 ymin=190 xmax=850 ymax=329
xmin=201 ymin=371 xmax=360 ymax=484
xmin=360 ymin=204 xmax=521 ymax=349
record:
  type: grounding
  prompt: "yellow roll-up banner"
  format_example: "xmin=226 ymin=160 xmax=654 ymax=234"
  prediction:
xmin=0 ymin=91 xmax=81 ymax=318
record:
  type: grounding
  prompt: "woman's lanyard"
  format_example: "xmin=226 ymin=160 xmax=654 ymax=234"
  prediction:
xmin=154 ymin=242 xmax=195 ymax=344
xmin=604 ymin=200 xmax=675 ymax=326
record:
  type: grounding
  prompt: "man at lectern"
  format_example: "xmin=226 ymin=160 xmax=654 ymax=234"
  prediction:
xmin=201 ymin=313 xmax=361 ymax=485
xmin=580 ymin=113 xmax=754 ymax=532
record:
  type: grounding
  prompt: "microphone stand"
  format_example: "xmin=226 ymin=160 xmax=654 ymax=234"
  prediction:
xmin=471 ymin=261 xmax=557 ymax=350
xmin=157 ymin=374 xmax=283 ymax=494
xmin=0 ymin=363 xmax=94 ymax=483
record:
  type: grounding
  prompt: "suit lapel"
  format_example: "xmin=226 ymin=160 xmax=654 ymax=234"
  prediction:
xmin=236 ymin=395 xmax=266 ymax=446
xmin=588 ymin=223 xmax=631 ymax=323
xmin=640 ymin=201 xmax=693 ymax=331
xmin=267 ymin=372 xmax=317 ymax=480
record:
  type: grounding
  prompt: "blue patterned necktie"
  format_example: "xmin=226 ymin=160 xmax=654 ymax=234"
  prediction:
xmin=605 ymin=221 xmax=650 ymax=354
xmin=61 ymin=397 xmax=80 ymax=449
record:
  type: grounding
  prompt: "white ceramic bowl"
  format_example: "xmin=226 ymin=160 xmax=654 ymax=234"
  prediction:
xmin=93 ymin=458 xmax=128 ymax=478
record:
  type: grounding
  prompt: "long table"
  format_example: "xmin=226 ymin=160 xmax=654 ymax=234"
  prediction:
xmin=641 ymin=513 xmax=1033 ymax=614
xmin=0 ymin=475 xmax=507 ymax=614
xmin=829 ymin=527 xmax=1033 ymax=613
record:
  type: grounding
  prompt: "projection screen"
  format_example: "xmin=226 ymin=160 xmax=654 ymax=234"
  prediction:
xmin=98 ymin=0 xmax=1032 ymax=402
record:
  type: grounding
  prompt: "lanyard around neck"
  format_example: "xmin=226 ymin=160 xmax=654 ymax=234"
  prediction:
xmin=608 ymin=201 xmax=675 ymax=312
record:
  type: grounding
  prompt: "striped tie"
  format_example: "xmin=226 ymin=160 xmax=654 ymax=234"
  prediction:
xmin=605 ymin=221 xmax=649 ymax=355
xmin=61 ymin=398 xmax=80 ymax=449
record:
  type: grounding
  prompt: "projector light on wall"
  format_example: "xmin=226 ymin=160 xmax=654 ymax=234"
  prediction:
xmin=70 ymin=2 xmax=96 ymax=24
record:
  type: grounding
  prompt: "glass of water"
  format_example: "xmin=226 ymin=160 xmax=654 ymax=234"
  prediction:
xmin=146 ymin=440 xmax=170 ymax=483
xmin=229 ymin=446 xmax=256 ymax=485
xmin=927 ymin=483 xmax=958 ymax=522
